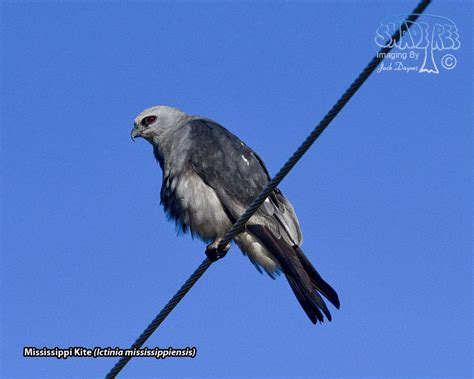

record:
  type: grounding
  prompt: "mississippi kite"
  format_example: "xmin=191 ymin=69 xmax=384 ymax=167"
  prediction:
xmin=131 ymin=106 xmax=340 ymax=324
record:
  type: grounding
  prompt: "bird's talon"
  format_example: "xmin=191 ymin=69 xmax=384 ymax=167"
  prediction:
xmin=205 ymin=240 xmax=230 ymax=262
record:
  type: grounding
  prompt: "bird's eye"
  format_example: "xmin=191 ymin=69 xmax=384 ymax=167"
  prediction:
xmin=141 ymin=115 xmax=157 ymax=127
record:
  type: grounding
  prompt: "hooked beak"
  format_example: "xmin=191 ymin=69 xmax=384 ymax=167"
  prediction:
xmin=130 ymin=124 xmax=142 ymax=141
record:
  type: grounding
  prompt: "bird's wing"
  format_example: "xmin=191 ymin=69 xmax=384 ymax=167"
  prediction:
xmin=185 ymin=118 xmax=303 ymax=246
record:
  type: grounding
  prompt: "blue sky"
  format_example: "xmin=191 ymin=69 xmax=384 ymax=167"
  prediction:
xmin=1 ymin=1 xmax=472 ymax=378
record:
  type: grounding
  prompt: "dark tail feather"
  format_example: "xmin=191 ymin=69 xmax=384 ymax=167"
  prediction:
xmin=294 ymin=246 xmax=340 ymax=309
xmin=246 ymin=225 xmax=338 ymax=324
xmin=285 ymin=272 xmax=329 ymax=323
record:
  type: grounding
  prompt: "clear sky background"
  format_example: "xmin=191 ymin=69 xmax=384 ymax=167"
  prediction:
xmin=1 ymin=1 xmax=472 ymax=378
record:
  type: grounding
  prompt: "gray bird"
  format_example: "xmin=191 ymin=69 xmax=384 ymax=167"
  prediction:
xmin=131 ymin=105 xmax=340 ymax=324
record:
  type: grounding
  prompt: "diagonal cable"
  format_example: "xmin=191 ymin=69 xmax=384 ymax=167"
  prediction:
xmin=106 ymin=1 xmax=431 ymax=377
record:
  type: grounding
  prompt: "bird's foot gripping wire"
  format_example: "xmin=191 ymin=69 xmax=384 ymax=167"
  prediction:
xmin=205 ymin=239 xmax=231 ymax=262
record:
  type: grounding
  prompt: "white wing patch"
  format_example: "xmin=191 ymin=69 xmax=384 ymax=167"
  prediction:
xmin=241 ymin=155 xmax=250 ymax=165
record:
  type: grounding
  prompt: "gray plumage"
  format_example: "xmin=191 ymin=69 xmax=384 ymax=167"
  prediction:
xmin=131 ymin=105 xmax=339 ymax=324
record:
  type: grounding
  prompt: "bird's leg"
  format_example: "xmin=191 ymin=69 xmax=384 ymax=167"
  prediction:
xmin=205 ymin=238 xmax=231 ymax=262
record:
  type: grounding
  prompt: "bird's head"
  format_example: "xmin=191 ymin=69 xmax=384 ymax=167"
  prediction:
xmin=131 ymin=105 xmax=187 ymax=143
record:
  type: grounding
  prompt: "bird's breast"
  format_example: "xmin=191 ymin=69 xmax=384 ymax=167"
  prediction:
xmin=162 ymin=168 xmax=232 ymax=242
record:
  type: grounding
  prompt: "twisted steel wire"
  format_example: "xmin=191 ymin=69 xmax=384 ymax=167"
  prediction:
xmin=105 ymin=259 xmax=211 ymax=378
xmin=218 ymin=2 xmax=431 ymax=249
xmin=106 ymin=1 xmax=431 ymax=376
